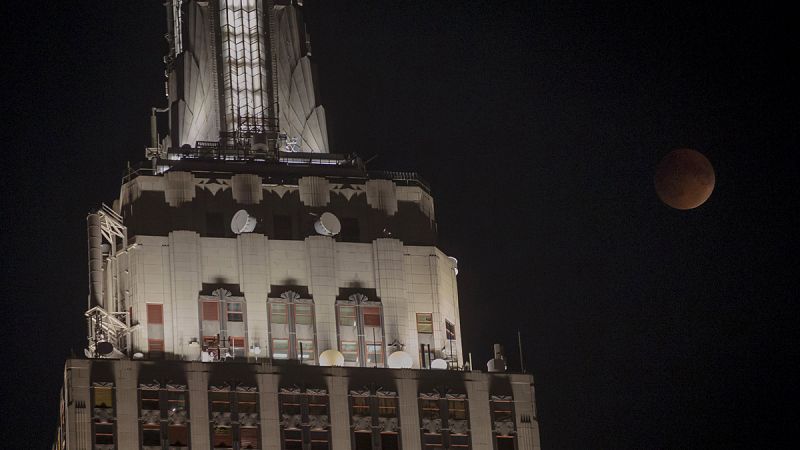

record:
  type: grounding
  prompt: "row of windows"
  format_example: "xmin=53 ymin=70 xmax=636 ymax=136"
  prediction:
xmin=91 ymin=385 xmax=517 ymax=450
xmin=143 ymin=294 xmax=458 ymax=366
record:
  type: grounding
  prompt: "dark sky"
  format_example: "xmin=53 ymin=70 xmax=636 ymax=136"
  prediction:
xmin=2 ymin=1 xmax=796 ymax=448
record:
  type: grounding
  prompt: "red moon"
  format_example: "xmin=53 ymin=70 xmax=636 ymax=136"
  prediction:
xmin=654 ymin=148 xmax=715 ymax=210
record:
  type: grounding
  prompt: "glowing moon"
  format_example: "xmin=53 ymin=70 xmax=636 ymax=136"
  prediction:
xmin=654 ymin=148 xmax=715 ymax=210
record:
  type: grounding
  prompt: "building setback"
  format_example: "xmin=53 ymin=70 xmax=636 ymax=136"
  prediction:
xmin=53 ymin=1 xmax=541 ymax=449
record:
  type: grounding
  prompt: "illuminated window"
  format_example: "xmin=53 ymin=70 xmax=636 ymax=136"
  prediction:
xmin=200 ymin=288 xmax=249 ymax=358
xmin=147 ymin=303 xmax=165 ymax=358
xmin=417 ymin=313 xmax=433 ymax=334
xmin=336 ymin=294 xmax=385 ymax=367
xmin=268 ymin=291 xmax=316 ymax=362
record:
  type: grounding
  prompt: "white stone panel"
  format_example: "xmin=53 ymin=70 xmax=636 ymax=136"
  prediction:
xmin=231 ymin=174 xmax=263 ymax=205
xmin=366 ymin=179 xmax=398 ymax=216
xmin=298 ymin=176 xmax=330 ymax=207
xmin=164 ymin=171 xmax=196 ymax=207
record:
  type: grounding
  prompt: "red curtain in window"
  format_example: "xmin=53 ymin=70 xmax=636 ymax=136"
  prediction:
xmin=147 ymin=304 xmax=164 ymax=324
xmin=203 ymin=301 xmax=219 ymax=320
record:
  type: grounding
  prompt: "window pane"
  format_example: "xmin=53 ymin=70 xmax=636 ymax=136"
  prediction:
xmin=238 ymin=392 xmax=258 ymax=414
xmin=497 ymin=436 xmax=515 ymax=450
xmin=140 ymin=389 xmax=159 ymax=410
xmin=449 ymin=400 xmax=467 ymax=420
xmin=381 ymin=433 xmax=400 ymax=450
xmin=366 ymin=343 xmax=384 ymax=365
xmin=354 ymin=432 xmax=371 ymax=450
xmin=94 ymin=387 xmax=113 ymax=408
xmin=227 ymin=302 xmax=243 ymax=322
xmin=283 ymin=429 xmax=303 ymax=449
xmin=378 ymin=397 xmax=398 ymax=418
xmin=95 ymin=423 xmax=114 ymax=444
xmin=297 ymin=339 xmax=315 ymax=362
xmin=213 ymin=426 xmax=232 ymax=448
xmin=309 ymin=395 xmax=328 ymax=416
xmin=142 ymin=426 xmax=161 ymax=446
xmin=270 ymin=303 xmax=288 ymax=324
xmin=203 ymin=302 xmax=219 ymax=320
xmin=147 ymin=304 xmax=164 ymax=324
xmin=210 ymin=392 xmax=231 ymax=412
xmin=272 ymin=339 xmax=289 ymax=359
xmin=417 ymin=313 xmax=433 ymax=333
xmin=168 ymin=425 xmax=188 ymax=446
xmin=310 ymin=430 xmax=330 ymax=450
xmin=362 ymin=307 xmax=381 ymax=326
xmin=294 ymin=304 xmax=314 ymax=325
xmin=240 ymin=426 xmax=259 ymax=449
xmin=340 ymin=341 xmax=358 ymax=362
xmin=338 ymin=305 xmax=356 ymax=327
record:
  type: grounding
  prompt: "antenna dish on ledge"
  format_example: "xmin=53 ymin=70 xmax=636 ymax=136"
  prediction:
xmin=231 ymin=209 xmax=257 ymax=234
xmin=314 ymin=212 xmax=341 ymax=236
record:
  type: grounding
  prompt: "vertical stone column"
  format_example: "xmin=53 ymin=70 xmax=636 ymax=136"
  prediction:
xmin=365 ymin=179 xmax=398 ymax=216
xmin=168 ymin=231 xmax=202 ymax=357
xmin=328 ymin=367 xmax=351 ymax=450
xmin=231 ymin=174 xmax=263 ymax=204
xmin=258 ymin=371 xmax=281 ymax=450
xmin=66 ymin=359 xmax=92 ymax=449
xmin=466 ymin=375 xmax=492 ymax=450
xmin=306 ymin=236 xmax=337 ymax=356
xmin=299 ymin=176 xmax=330 ymax=207
xmin=238 ymin=234 xmax=270 ymax=354
xmin=372 ymin=238 xmax=408 ymax=360
xmin=164 ymin=171 xmax=196 ymax=207
xmin=511 ymin=375 xmax=542 ymax=450
xmin=396 ymin=371 xmax=421 ymax=450
xmin=115 ymin=361 xmax=139 ymax=450
xmin=187 ymin=363 xmax=210 ymax=449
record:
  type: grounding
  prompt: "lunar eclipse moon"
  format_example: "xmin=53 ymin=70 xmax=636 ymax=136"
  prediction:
xmin=654 ymin=148 xmax=716 ymax=210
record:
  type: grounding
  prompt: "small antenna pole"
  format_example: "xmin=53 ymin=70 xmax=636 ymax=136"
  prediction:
xmin=517 ymin=330 xmax=525 ymax=373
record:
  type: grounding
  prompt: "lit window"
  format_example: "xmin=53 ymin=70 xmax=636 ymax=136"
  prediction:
xmin=336 ymin=294 xmax=385 ymax=367
xmin=268 ymin=292 xmax=317 ymax=362
xmin=272 ymin=339 xmax=290 ymax=359
xmin=417 ymin=313 xmax=433 ymax=334
xmin=227 ymin=302 xmax=243 ymax=322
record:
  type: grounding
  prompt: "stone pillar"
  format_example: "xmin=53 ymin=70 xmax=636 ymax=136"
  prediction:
xmin=187 ymin=363 xmax=210 ymax=449
xmin=366 ymin=179 xmax=398 ymax=216
xmin=299 ymin=176 xmax=330 ymax=207
xmin=164 ymin=171 xmax=195 ymax=207
xmin=466 ymin=375 xmax=492 ymax=450
xmin=231 ymin=174 xmax=263 ymax=205
xmin=396 ymin=372 xmax=421 ymax=450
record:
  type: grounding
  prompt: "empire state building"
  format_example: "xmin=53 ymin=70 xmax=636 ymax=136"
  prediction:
xmin=52 ymin=2 xmax=542 ymax=450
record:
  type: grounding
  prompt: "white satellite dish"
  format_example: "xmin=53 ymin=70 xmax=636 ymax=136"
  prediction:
xmin=319 ymin=349 xmax=345 ymax=366
xmin=231 ymin=209 xmax=257 ymax=234
xmin=132 ymin=352 xmax=145 ymax=360
xmin=387 ymin=350 xmax=414 ymax=369
xmin=252 ymin=345 xmax=262 ymax=356
xmin=314 ymin=212 xmax=341 ymax=236
xmin=431 ymin=358 xmax=448 ymax=370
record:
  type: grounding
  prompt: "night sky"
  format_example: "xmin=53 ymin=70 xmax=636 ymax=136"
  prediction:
xmin=2 ymin=1 xmax=796 ymax=448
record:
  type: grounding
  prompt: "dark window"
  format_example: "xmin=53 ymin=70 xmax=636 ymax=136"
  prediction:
xmin=354 ymin=432 xmax=371 ymax=450
xmin=273 ymin=214 xmax=293 ymax=240
xmin=496 ymin=437 xmax=515 ymax=450
xmin=95 ymin=423 xmax=114 ymax=445
xmin=168 ymin=424 xmax=189 ymax=446
xmin=142 ymin=426 xmax=161 ymax=445
xmin=381 ymin=433 xmax=400 ymax=450
xmin=206 ymin=212 xmax=226 ymax=237
xmin=340 ymin=217 xmax=360 ymax=242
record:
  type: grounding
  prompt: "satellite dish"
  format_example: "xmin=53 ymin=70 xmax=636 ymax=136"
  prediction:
xmin=387 ymin=350 xmax=413 ymax=369
xmin=252 ymin=345 xmax=262 ymax=355
xmin=431 ymin=358 xmax=448 ymax=370
xmin=448 ymin=256 xmax=459 ymax=275
xmin=319 ymin=349 xmax=345 ymax=366
xmin=84 ymin=348 xmax=92 ymax=358
xmin=231 ymin=209 xmax=257 ymax=234
xmin=96 ymin=341 xmax=114 ymax=355
xmin=314 ymin=212 xmax=341 ymax=236
xmin=132 ymin=352 xmax=144 ymax=359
